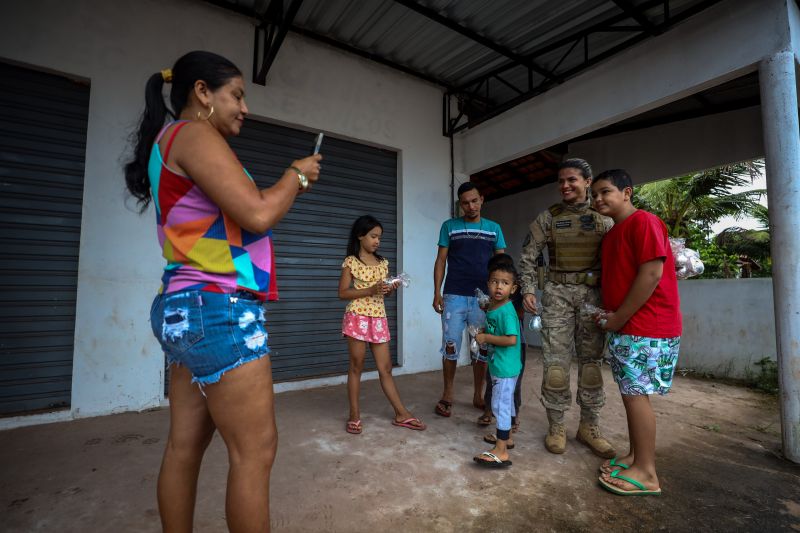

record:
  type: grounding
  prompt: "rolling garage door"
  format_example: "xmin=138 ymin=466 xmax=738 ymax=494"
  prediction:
xmin=165 ymin=118 xmax=398 ymax=390
xmin=235 ymin=122 xmax=398 ymax=381
xmin=0 ymin=62 xmax=89 ymax=415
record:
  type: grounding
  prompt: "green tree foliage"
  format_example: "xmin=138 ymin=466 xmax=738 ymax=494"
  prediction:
xmin=633 ymin=161 xmax=768 ymax=279
xmin=714 ymin=204 xmax=771 ymax=277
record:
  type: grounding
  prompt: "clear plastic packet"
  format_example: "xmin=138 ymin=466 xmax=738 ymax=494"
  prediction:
xmin=384 ymin=272 xmax=411 ymax=288
xmin=669 ymin=237 xmax=705 ymax=279
xmin=580 ymin=303 xmax=609 ymax=327
xmin=474 ymin=288 xmax=490 ymax=310
xmin=580 ymin=303 xmax=606 ymax=318
xmin=467 ymin=324 xmax=482 ymax=355
xmin=527 ymin=302 xmax=543 ymax=330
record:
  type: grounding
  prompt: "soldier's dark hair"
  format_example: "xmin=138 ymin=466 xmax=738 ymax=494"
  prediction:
xmin=457 ymin=182 xmax=480 ymax=198
xmin=559 ymin=158 xmax=593 ymax=180
xmin=488 ymin=254 xmax=518 ymax=283
xmin=594 ymin=169 xmax=633 ymax=191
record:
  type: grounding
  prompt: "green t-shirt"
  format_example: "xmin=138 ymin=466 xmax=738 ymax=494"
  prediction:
xmin=485 ymin=301 xmax=522 ymax=378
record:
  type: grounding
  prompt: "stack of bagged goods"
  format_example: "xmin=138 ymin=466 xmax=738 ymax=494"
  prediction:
xmin=669 ymin=238 xmax=704 ymax=279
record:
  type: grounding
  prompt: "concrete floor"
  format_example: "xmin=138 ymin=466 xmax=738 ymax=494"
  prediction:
xmin=2 ymin=348 xmax=800 ymax=533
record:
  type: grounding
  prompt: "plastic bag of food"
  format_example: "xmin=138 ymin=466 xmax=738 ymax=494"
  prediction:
xmin=467 ymin=324 xmax=483 ymax=355
xmin=385 ymin=272 xmax=411 ymax=288
xmin=669 ymin=237 xmax=705 ymax=279
xmin=474 ymin=288 xmax=490 ymax=310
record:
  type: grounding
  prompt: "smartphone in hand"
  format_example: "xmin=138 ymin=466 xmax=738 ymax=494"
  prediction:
xmin=312 ymin=132 xmax=324 ymax=155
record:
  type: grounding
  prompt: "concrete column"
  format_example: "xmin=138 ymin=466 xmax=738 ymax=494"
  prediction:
xmin=759 ymin=51 xmax=800 ymax=463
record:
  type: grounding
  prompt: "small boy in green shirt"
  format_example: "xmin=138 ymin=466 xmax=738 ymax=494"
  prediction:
xmin=473 ymin=260 xmax=522 ymax=468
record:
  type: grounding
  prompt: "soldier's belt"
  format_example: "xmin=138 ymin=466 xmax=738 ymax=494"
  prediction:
xmin=547 ymin=271 xmax=600 ymax=286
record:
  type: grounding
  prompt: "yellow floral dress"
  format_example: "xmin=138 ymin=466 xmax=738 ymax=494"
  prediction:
xmin=341 ymin=255 xmax=390 ymax=343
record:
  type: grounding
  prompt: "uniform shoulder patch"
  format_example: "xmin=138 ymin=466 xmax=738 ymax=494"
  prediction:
xmin=579 ymin=214 xmax=595 ymax=231
xmin=548 ymin=204 xmax=563 ymax=216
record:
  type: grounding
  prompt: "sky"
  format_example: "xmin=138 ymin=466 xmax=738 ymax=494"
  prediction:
xmin=709 ymin=172 xmax=768 ymax=235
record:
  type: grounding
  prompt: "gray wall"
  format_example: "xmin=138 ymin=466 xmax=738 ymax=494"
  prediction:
xmin=678 ymin=278 xmax=777 ymax=378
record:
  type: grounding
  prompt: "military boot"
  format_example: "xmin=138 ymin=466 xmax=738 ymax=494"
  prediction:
xmin=544 ymin=423 xmax=567 ymax=454
xmin=576 ymin=421 xmax=616 ymax=459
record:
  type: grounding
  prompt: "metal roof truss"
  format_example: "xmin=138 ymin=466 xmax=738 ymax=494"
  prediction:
xmin=443 ymin=0 xmax=722 ymax=136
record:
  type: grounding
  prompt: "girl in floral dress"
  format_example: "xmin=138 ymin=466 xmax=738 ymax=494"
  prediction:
xmin=338 ymin=215 xmax=426 ymax=434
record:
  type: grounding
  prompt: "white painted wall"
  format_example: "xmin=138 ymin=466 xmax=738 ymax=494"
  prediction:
xmin=678 ymin=279 xmax=777 ymax=379
xmin=570 ymin=106 xmax=765 ymax=184
xmin=1 ymin=0 xmax=450 ymax=419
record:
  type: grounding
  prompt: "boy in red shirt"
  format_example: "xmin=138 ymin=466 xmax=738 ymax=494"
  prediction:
xmin=590 ymin=169 xmax=682 ymax=496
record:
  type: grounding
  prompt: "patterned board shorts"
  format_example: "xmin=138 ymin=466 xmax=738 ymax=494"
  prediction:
xmin=606 ymin=332 xmax=681 ymax=395
xmin=342 ymin=312 xmax=390 ymax=344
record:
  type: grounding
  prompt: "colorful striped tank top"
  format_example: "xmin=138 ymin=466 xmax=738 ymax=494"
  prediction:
xmin=148 ymin=121 xmax=278 ymax=301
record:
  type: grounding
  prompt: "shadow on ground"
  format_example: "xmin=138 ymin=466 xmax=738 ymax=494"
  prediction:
xmin=1 ymin=348 xmax=799 ymax=532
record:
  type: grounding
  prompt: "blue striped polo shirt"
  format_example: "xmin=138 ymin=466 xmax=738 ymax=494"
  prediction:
xmin=438 ymin=217 xmax=506 ymax=296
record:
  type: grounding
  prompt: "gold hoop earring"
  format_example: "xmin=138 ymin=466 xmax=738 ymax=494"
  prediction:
xmin=197 ymin=105 xmax=214 ymax=121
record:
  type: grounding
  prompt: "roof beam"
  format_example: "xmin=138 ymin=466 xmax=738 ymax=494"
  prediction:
xmin=612 ymin=0 xmax=660 ymax=35
xmin=392 ymin=0 xmax=560 ymax=83
xmin=252 ymin=0 xmax=304 ymax=85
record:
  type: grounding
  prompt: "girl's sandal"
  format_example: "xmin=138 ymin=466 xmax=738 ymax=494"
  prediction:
xmin=346 ymin=419 xmax=362 ymax=434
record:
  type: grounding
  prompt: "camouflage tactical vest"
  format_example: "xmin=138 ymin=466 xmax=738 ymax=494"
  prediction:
xmin=547 ymin=203 xmax=605 ymax=273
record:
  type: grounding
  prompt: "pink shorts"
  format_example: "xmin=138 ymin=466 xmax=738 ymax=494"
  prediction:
xmin=342 ymin=312 xmax=390 ymax=344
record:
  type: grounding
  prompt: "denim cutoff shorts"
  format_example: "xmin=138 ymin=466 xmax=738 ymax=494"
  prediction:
xmin=440 ymin=294 xmax=487 ymax=362
xmin=150 ymin=290 xmax=270 ymax=386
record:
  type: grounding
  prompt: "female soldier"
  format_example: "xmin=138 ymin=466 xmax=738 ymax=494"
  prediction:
xmin=518 ymin=158 xmax=615 ymax=458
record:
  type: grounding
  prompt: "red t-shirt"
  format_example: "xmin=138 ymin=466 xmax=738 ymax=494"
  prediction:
xmin=600 ymin=210 xmax=682 ymax=337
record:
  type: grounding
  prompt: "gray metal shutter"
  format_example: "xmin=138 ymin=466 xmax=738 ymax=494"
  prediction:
xmin=0 ymin=62 xmax=88 ymax=414
xmin=230 ymin=120 xmax=398 ymax=382
xmin=164 ymin=120 xmax=398 ymax=391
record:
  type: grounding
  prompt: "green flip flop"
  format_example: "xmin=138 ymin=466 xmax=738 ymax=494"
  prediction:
xmin=598 ymin=470 xmax=661 ymax=496
xmin=598 ymin=456 xmax=630 ymax=474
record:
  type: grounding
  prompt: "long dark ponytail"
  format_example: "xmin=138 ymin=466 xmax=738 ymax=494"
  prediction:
xmin=124 ymin=51 xmax=242 ymax=212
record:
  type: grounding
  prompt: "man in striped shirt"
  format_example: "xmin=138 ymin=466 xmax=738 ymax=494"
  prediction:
xmin=433 ymin=183 xmax=507 ymax=418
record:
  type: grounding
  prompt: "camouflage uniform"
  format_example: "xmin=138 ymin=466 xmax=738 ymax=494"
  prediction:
xmin=518 ymin=199 xmax=613 ymax=426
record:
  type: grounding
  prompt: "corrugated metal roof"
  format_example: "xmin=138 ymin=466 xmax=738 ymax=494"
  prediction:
xmin=213 ymin=0 xmax=712 ymax=85
xmin=206 ymin=0 xmax=747 ymax=200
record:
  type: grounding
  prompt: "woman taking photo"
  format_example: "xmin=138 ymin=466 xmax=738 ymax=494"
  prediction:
xmin=124 ymin=50 xmax=321 ymax=532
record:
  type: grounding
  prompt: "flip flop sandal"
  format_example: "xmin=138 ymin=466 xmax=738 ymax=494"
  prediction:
xmin=473 ymin=451 xmax=512 ymax=468
xmin=346 ymin=419 xmax=362 ymax=434
xmin=483 ymin=434 xmax=515 ymax=449
xmin=598 ymin=470 xmax=661 ymax=496
xmin=599 ymin=457 xmax=630 ymax=475
xmin=511 ymin=420 xmax=520 ymax=433
xmin=392 ymin=417 xmax=426 ymax=431
xmin=434 ymin=400 xmax=452 ymax=417
xmin=476 ymin=414 xmax=494 ymax=426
